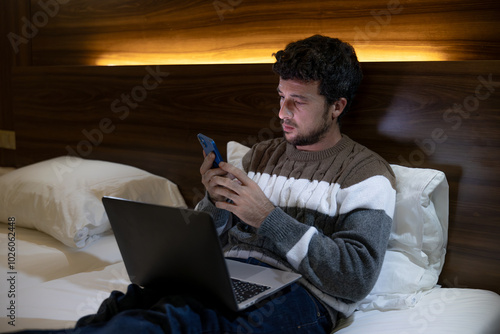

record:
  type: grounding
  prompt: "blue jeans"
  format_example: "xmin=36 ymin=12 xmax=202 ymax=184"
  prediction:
xmin=16 ymin=258 xmax=334 ymax=334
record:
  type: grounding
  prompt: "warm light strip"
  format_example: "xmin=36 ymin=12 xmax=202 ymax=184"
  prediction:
xmin=355 ymin=46 xmax=450 ymax=62
xmin=94 ymin=51 xmax=275 ymax=66
xmin=95 ymin=46 xmax=449 ymax=66
xmin=95 ymin=56 xmax=270 ymax=66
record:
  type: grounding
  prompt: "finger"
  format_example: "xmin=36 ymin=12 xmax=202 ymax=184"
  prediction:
xmin=215 ymin=198 xmax=236 ymax=212
xmin=212 ymin=174 xmax=244 ymax=196
xmin=217 ymin=181 xmax=240 ymax=198
xmin=226 ymin=172 xmax=242 ymax=185
xmin=200 ymin=152 xmax=215 ymax=175
xmin=204 ymin=168 xmax=233 ymax=191
xmin=218 ymin=162 xmax=250 ymax=184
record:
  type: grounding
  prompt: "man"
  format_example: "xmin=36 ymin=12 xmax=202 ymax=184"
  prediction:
xmin=20 ymin=35 xmax=394 ymax=334
xmin=197 ymin=35 xmax=396 ymax=332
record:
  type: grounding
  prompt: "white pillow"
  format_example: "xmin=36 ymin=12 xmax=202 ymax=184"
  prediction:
xmin=0 ymin=156 xmax=187 ymax=248
xmin=226 ymin=141 xmax=449 ymax=311
xmin=227 ymin=141 xmax=250 ymax=169
xmin=359 ymin=164 xmax=449 ymax=310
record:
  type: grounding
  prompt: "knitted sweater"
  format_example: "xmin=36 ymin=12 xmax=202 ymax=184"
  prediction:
xmin=196 ymin=135 xmax=396 ymax=318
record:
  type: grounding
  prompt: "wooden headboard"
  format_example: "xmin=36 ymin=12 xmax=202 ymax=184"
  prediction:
xmin=9 ymin=60 xmax=500 ymax=295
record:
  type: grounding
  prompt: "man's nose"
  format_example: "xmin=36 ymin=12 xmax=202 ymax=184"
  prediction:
xmin=278 ymin=99 xmax=293 ymax=119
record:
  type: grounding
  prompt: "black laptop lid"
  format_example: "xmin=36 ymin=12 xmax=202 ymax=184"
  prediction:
xmin=102 ymin=196 xmax=237 ymax=310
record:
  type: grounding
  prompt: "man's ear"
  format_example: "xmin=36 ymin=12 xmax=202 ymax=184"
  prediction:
xmin=330 ymin=98 xmax=348 ymax=119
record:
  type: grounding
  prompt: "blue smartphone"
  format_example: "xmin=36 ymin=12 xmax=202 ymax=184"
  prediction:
xmin=197 ymin=133 xmax=224 ymax=168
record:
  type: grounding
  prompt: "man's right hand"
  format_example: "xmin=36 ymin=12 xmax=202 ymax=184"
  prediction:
xmin=200 ymin=152 xmax=232 ymax=203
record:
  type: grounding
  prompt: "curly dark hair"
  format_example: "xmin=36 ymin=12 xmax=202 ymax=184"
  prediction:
xmin=272 ymin=35 xmax=363 ymax=119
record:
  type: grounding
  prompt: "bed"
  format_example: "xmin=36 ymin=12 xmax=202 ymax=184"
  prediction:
xmin=1 ymin=60 xmax=499 ymax=333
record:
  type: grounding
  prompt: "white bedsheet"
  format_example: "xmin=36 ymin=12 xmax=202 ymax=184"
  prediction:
xmin=2 ymin=227 xmax=123 ymax=289
xmin=334 ymin=287 xmax=500 ymax=334
xmin=1 ymin=226 xmax=499 ymax=333
xmin=0 ymin=167 xmax=15 ymax=177
xmin=0 ymin=226 xmax=129 ymax=332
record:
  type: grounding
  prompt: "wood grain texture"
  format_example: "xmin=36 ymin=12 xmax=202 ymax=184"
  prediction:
xmin=11 ymin=64 xmax=280 ymax=206
xmin=11 ymin=61 xmax=500 ymax=293
xmin=0 ymin=0 xmax=30 ymax=166
xmin=27 ymin=0 xmax=500 ymax=65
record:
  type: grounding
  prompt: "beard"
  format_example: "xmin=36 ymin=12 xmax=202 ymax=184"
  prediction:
xmin=282 ymin=107 xmax=332 ymax=147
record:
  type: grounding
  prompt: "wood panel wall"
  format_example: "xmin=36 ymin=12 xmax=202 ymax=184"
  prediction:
xmin=10 ymin=61 xmax=500 ymax=294
xmin=2 ymin=0 xmax=499 ymax=162
xmin=0 ymin=0 xmax=31 ymax=166
xmin=23 ymin=0 xmax=500 ymax=65
xmin=1 ymin=0 xmax=500 ymax=295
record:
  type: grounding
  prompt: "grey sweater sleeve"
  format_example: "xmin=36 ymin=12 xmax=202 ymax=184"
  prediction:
xmin=258 ymin=206 xmax=392 ymax=302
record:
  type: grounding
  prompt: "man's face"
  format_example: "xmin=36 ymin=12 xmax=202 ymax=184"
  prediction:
xmin=277 ymin=78 xmax=337 ymax=150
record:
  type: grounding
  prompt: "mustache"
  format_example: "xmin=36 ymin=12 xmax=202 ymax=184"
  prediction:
xmin=281 ymin=119 xmax=297 ymax=127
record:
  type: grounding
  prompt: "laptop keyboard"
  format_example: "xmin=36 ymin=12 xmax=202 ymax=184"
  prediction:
xmin=231 ymin=278 xmax=271 ymax=303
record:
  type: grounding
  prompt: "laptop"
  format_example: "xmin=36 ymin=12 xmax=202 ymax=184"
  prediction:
xmin=102 ymin=196 xmax=302 ymax=312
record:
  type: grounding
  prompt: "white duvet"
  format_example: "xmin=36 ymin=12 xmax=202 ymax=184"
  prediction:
xmin=1 ymin=226 xmax=499 ymax=334
xmin=0 ymin=227 xmax=128 ymax=332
